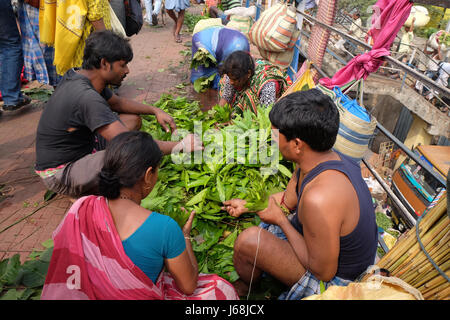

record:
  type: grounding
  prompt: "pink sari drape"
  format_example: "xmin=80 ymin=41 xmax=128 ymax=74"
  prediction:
xmin=319 ymin=0 xmax=413 ymax=89
xmin=41 ymin=196 xmax=239 ymax=300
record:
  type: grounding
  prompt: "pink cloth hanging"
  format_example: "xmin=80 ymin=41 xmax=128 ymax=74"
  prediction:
xmin=319 ymin=0 xmax=413 ymax=89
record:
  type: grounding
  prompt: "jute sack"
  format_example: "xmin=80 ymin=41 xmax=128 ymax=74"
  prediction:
xmin=303 ymin=274 xmax=423 ymax=300
xmin=226 ymin=15 xmax=253 ymax=38
xmin=249 ymin=1 xmax=299 ymax=53
xmin=316 ymin=83 xmax=377 ymax=163
xmin=193 ymin=18 xmax=223 ymax=35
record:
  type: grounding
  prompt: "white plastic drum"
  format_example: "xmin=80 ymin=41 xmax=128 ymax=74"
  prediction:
xmin=404 ymin=6 xmax=430 ymax=27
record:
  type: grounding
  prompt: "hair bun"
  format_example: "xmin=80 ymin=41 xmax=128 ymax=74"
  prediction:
xmin=98 ymin=169 xmax=122 ymax=199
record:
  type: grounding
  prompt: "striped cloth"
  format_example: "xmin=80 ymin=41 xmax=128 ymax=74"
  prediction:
xmin=306 ymin=0 xmax=337 ymax=82
xmin=259 ymin=221 xmax=352 ymax=300
xmin=41 ymin=195 xmax=239 ymax=300
xmin=17 ymin=3 xmax=60 ymax=86
xmin=222 ymin=0 xmax=241 ymax=11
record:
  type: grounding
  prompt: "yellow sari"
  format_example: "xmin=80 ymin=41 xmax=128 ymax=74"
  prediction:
xmin=39 ymin=0 xmax=111 ymax=76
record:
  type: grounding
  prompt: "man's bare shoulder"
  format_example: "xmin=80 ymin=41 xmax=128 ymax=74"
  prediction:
xmin=300 ymin=170 xmax=356 ymax=216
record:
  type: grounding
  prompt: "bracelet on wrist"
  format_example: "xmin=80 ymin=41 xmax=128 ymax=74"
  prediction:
xmin=281 ymin=192 xmax=296 ymax=213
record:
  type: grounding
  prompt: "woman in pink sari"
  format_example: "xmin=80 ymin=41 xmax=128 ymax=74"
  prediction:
xmin=41 ymin=131 xmax=239 ymax=300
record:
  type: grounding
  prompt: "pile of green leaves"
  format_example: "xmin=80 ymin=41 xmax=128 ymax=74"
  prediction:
xmin=22 ymin=87 xmax=53 ymax=103
xmin=0 ymin=240 xmax=53 ymax=300
xmin=184 ymin=12 xmax=210 ymax=33
xmin=141 ymin=94 xmax=293 ymax=282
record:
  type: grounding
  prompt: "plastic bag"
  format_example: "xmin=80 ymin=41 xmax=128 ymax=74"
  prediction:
xmin=281 ymin=62 xmax=315 ymax=98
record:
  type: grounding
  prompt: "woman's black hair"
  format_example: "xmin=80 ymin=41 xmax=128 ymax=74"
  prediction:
xmin=219 ymin=50 xmax=255 ymax=80
xmin=82 ymin=30 xmax=133 ymax=70
xmin=269 ymin=89 xmax=340 ymax=152
xmin=98 ymin=131 xmax=163 ymax=199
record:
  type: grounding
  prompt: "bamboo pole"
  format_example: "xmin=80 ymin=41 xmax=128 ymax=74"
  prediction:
xmin=420 ymin=272 xmax=450 ymax=296
xmin=423 ymin=283 xmax=450 ymax=300
xmin=410 ymin=260 xmax=450 ymax=288
xmin=405 ymin=255 xmax=449 ymax=286
xmin=375 ymin=195 xmax=449 ymax=299
xmin=377 ymin=198 xmax=446 ymax=269
xmin=400 ymin=243 xmax=449 ymax=282
xmin=398 ymin=226 xmax=449 ymax=278
xmin=389 ymin=217 xmax=448 ymax=274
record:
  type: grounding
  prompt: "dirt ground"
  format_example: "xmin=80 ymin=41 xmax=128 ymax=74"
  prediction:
xmin=0 ymin=3 xmax=216 ymax=263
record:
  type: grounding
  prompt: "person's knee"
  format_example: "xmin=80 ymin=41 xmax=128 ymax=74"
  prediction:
xmin=234 ymin=226 xmax=261 ymax=257
xmin=120 ymin=114 xmax=142 ymax=131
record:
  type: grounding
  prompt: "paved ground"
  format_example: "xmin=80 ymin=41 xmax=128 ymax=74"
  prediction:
xmin=0 ymin=3 xmax=212 ymax=263
xmin=0 ymin=3 xmax=381 ymax=264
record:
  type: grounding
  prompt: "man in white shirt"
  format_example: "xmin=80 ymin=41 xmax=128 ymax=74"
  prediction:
xmin=348 ymin=11 xmax=363 ymax=40
xmin=397 ymin=18 xmax=415 ymax=63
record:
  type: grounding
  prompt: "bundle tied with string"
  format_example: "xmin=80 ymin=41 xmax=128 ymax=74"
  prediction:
xmin=374 ymin=193 xmax=449 ymax=300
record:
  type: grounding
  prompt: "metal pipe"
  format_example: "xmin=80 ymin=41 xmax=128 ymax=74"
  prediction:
xmin=297 ymin=44 xmax=447 ymax=188
xmin=361 ymin=158 xmax=417 ymax=227
xmin=296 ymin=9 xmax=450 ymax=99
xmin=375 ymin=122 xmax=447 ymax=187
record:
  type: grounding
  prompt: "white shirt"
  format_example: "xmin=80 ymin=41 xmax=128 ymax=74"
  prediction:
xmin=350 ymin=18 xmax=363 ymax=40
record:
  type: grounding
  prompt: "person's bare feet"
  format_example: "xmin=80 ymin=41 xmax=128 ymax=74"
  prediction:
xmin=232 ymin=279 xmax=249 ymax=297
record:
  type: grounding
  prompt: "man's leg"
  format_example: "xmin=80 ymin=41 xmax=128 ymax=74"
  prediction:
xmin=233 ymin=226 xmax=306 ymax=290
xmin=174 ymin=9 xmax=185 ymax=43
xmin=143 ymin=0 xmax=153 ymax=24
xmin=42 ymin=151 xmax=106 ymax=199
xmin=152 ymin=0 xmax=162 ymax=25
xmin=0 ymin=0 xmax=29 ymax=110
xmin=166 ymin=9 xmax=178 ymax=37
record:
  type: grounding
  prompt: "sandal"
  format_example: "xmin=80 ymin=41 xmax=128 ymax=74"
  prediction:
xmin=174 ymin=34 xmax=182 ymax=43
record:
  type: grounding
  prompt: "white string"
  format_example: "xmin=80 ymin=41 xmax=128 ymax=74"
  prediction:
xmin=246 ymin=227 xmax=262 ymax=300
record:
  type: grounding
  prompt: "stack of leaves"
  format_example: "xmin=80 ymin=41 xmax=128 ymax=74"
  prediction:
xmin=0 ymin=240 xmax=53 ymax=300
xmin=191 ymin=48 xmax=217 ymax=70
xmin=184 ymin=12 xmax=210 ymax=33
xmin=193 ymin=73 xmax=217 ymax=93
xmin=376 ymin=195 xmax=449 ymax=300
xmin=191 ymin=48 xmax=218 ymax=93
xmin=140 ymin=94 xmax=293 ymax=282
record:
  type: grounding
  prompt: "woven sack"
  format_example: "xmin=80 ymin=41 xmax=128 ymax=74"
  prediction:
xmin=316 ymin=84 xmax=377 ymax=163
xmin=193 ymin=18 xmax=223 ymax=35
xmin=258 ymin=46 xmax=296 ymax=69
xmin=226 ymin=15 xmax=253 ymax=38
xmin=249 ymin=1 xmax=299 ymax=53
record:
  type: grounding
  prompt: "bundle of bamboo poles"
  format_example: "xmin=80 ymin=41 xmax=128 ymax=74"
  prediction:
xmin=376 ymin=194 xmax=449 ymax=300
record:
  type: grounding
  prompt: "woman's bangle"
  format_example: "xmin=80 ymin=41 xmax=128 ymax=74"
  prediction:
xmin=184 ymin=236 xmax=192 ymax=241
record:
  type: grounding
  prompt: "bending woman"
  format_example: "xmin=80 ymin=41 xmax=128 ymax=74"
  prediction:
xmin=41 ymin=131 xmax=239 ymax=300
xmin=218 ymin=50 xmax=291 ymax=116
